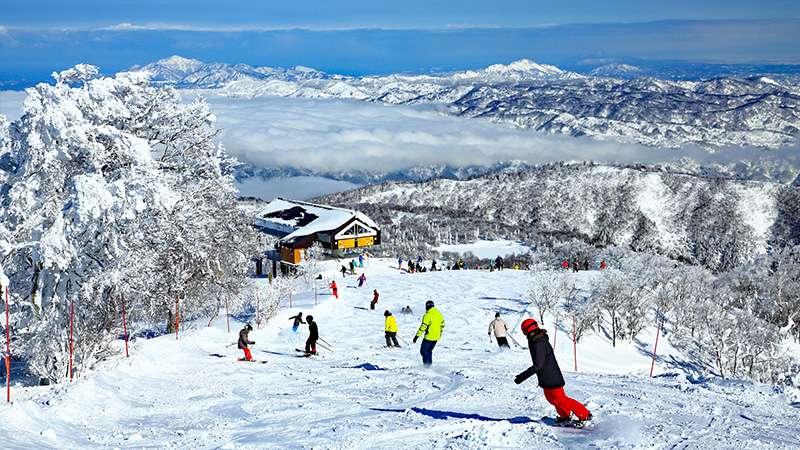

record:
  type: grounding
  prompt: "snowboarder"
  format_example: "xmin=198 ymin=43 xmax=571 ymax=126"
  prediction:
xmin=413 ymin=300 xmax=445 ymax=366
xmin=305 ymin=315 xmax=319 ymax=356
xmin=488 ymin=313 xmax=510 ymax=348
xmin=330 ymin=280 xmax=338 ymax=298
xmin=401 ymin=305 xmax=413 ymax=315
xmin=370 ymin=289 xmax=379 ymax=310
xmin=384 ymin=310 xmax=400 ymax=347
xmin=289 ymin=312 xmax=305 ymax=332
xmin=514 ymin=318 xmax=592 ymax=427
xmin=238 ymin=324 xmax=255 ymax=361
xmin=357 ymin=273 xmax=366 ymax=287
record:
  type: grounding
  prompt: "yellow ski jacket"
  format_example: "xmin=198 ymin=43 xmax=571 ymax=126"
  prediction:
xmin=416 ymin=307 xmax=445 ymax=341
xmin=385 ymin=315 xmax=398 ymax=333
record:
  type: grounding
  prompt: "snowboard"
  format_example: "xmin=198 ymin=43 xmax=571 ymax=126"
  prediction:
xmin=209 ymin=353 xmax=267 ymax=364
xmin=540 ymin=416 xmax=593 ymax=429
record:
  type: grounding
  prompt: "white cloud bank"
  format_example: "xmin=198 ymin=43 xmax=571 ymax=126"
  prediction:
xmin=199 ymin=93 xmax=800 ymax=177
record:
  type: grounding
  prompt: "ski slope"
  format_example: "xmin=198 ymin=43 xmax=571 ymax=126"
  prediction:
xmin=1 ymin=259 xmax=799 ymax=449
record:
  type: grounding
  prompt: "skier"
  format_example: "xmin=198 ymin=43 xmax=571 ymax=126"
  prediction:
xmin=398 ymin=258 xmax=403 ymax=271
xmin=489 ymin=258 xmax=495 ymax=272
xmin=357 ymin=273 xmax=366 ymax=287
xmin=238 ymin=324 xmax=255 ymax=361
xmin=370 ymin=289 xmax=379 ymax=310
xmin=431 ymin=259 xmax=437 ymax=271
xmin=600 ymin=261 xmax=606 ymax=270
xmin=350 ymin=260 xmax=356 ymax=274
xmin=573 ymin=261 xmax=579 ymax=273
xmin=495 ymin=256 xmax=504 ymax=270
xmin=289 ymin=312 xmax=305 ymax=332
xmin=562 ymin=261 xmax=569 ymax=270
xmin=401 ymin=305 xmax=413 ymax=315
xmin=583 ymin=260 xmax=589 ymax=271
xmin=359 ymin=254 xmax=364 ymax=267
xmin=412 ymin=300 xmax=445 ymax=366
xmin=341 ymin=265 xmax=347 ymax=277
xmin=330 ymin=280 xmax=338 ymax=298
xmin=488 ymin=312 xmax=510 ymax=348
xmin=305 ymin=315 xmax=318 ymax=356
xmin=384 ymin=310 xmax=400 ymax=347
xmin=515 ymin=318 xmax=592 ymax=427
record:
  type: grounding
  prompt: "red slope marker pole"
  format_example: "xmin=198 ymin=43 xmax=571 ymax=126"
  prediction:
xmin=650 ymin=317 xmax=663 ymax=377
xmin=175 ymin=294 xmax=179 ymax=340
xmin=69 ymin=296 xmax=74 ymax=381
xmin=122 ymin=295 xmax=129 ymax=358
xmin=5 ymin=286 xmax=10 ymax=402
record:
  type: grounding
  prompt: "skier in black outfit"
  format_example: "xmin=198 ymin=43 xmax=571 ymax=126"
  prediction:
xmin=289 ymin=312 xmax=305 ymax=332
xmin=305 ymin=315 xmax=319 ymax=355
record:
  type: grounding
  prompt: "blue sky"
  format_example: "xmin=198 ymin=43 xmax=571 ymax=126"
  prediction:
xmin=2 ymin=1 xmax=799 ymax=84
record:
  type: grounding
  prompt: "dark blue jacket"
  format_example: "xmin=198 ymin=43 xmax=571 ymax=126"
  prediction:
xmin=516 ymin=330 xmax=565 ymax=390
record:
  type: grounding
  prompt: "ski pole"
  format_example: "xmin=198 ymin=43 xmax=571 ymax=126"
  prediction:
xmin=508 ymin=333 xmax=524 ymax=348
xmin=226 ymin=343 xmax=236 ymax=348
xmin=317 ymin=341 xmax=334 ymax=352
xmin=398 ymin=335 xmax=409 ymax=345
xmin=319 ymin=336 xmax=331 ymax=346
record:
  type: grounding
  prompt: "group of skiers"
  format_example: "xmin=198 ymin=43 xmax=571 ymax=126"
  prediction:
xmin=237 ymin=258 xmax=592 ymax=428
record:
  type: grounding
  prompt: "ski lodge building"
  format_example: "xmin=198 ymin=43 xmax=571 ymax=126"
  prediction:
xmin=254 ymin=198 xmax=381 ymax=275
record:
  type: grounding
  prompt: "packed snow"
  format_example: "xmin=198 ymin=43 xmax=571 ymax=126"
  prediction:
xmin=2 ymin=257 xmax=798 ymax=449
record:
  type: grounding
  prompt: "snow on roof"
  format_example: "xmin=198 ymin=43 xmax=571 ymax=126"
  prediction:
xmin=255 ymin=198 xmax=378 ymax=243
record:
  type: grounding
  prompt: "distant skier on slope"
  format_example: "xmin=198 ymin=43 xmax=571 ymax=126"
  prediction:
xmin=304 ymin=315 xmax=319 ymax=356
xmin=289 ymin=312 xmax=305 ymax=332
xmin=330 ymin=280 xmax=338 ymax=298
xmin=370 ymin=289 xmax=379 ymax=310
xmin=238 ymin=324 xmax=255 ymax=361
xmin=514 ymin=318 xmax=592 ymax=427
xmin=357 ymin=273 xmax=366 ymax=287
xmin=413 ymin=300 xmax=445 ymax=366
xmin=384 ymin=310 xmax=400 ymax=347
xmin=488 ymin=312 xmax=510 ymax=348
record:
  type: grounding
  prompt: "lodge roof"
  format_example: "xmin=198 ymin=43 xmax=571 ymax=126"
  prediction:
xmin=255 ymin=198 xmax=379 ymax=245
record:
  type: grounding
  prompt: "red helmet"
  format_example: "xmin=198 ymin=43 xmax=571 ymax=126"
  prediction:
xmin=521 ymin=318 xmax=539 ymax=335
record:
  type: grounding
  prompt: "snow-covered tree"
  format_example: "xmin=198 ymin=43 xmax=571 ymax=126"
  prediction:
xmin=0 ymin=65 xmax=260 ymax=382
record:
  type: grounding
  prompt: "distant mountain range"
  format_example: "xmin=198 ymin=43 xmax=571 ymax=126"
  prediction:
xmin=133 ymin=56 xmax=800 ymax=151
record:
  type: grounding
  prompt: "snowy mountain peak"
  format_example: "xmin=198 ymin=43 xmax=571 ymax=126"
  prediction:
xmin=590 ymin=63 xmax=648 ymax=78
xmin=457 ymin=59 xmax=582 ymax=82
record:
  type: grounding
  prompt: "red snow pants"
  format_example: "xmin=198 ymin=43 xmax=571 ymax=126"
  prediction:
xmin=333 ymin=289 xmax=338 ymax=298
xmin=543 ymin=387 xmax=590 ymax=420
xmin=243 ymin=348 xmax=253 ymax=361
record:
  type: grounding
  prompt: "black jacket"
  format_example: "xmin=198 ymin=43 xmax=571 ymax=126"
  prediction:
xmin=238 ymin=329 xmax=254 ymax=349
xmin=307 ymin=320 xmax=319 ymax=341
xmin=516 ymin=330 xmax=565 ymax=389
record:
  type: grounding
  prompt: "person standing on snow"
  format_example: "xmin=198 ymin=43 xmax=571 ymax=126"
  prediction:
xmin=289 ymin=312 xmax=305 ymax=332
xmin=359 ymin=254 xmax=364 ymax=267
xmin=370 ymin=289 xmax=379 ymax=310
xmin=413 ymin=300 xmax=445 ymax=366
xmin=384 ymin=310 xmax=400 ymax=347
xmin=238 ymin=324 xmax=255 ymax=361
xmin=330 ymin=280 xmax=338 ymax=298
xmin=488 ymin=312 xmax=510 ymax=348
xmin=305 ymin=315 xmax=319 ymax=355
xmin=514 ymin=318 xmax=592 ymax=427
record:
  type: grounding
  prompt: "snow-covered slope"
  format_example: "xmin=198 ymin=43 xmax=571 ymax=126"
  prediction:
xmin=1 ymin=259 xmax=798 ymax=449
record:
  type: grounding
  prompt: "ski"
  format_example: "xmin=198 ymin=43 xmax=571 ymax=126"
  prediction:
xmin=295 ymin=348 xmax=318 ymax=357
xmin=238 ymin=358 xmax=268 ymax=364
